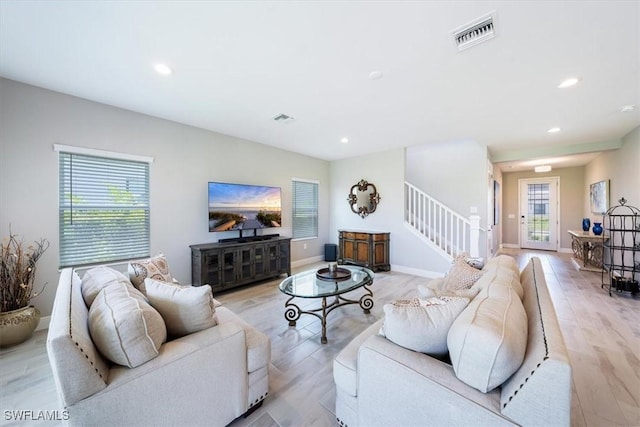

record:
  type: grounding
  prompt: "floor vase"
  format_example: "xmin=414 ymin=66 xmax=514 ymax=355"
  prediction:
xmin=0 ymin=306 xmax=40 ymax=348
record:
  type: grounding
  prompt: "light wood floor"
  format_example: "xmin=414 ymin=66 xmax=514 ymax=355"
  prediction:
xmin=1 ymin=250 xmax=638 ymax=426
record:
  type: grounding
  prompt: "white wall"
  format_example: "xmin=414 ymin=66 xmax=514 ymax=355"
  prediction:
xmin=405 ymin=140 xmax=489 ymax=258
xmin=330 ymin=148 xmax=451 ymax=276
xmin=0 ymin=78 xmax=330 ymax=317
xmin=584 ymin=126 xmax=640 ymax=213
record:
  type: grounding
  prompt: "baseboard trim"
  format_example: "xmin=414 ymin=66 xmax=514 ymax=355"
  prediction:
xmin=36 ymin=315 xmax=50 ymax=332
xmin=291 ymin=255 xmax=324 ymax=269
xmin=501 ymin=243 xmax=520 ymax=249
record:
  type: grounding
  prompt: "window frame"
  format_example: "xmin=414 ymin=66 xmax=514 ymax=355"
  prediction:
xmin=55 ymin=144 xmax=154 ymax=268
xmin=291 ymin=178 xmax=319 ymax=241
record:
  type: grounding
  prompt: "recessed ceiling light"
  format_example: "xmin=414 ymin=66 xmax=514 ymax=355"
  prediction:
xmin=557 ymin=77 xmax=580 ymax=88
xmin=547 ymin=127 xmax=561 ymax=133
xmin=620 ymin=104 xmax=636 ymax=113
xmin=368 ymin=71 xmax=383 ymax=80
xmin=154 ymin=63 xmax=173 ymax=75
xmin=340 ymin=137 xmax=349 ymax=144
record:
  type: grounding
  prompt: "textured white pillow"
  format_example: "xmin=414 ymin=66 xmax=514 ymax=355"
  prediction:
xmin=381 ymin=296 xmax=469 ymax=356
xmin=82 ymin=266 xmax=131 ymax=307
xmin=128 ymin=253 xmax=174 ymax=294
xmin=89 ymin=282 xmax=166 ymax=368
xmin=443 ymin=257 xmax=484 ymax=291
xmin=144 ymin=278 xmax=218 ymax=338
xmin=447 ymin=280 xmax=528 ymax=392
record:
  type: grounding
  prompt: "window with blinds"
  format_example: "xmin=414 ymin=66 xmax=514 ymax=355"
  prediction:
xmin=58 ymin=151 xmax=150 ymax=267
xmin=292 ymin=179 xmax=318 ymax=240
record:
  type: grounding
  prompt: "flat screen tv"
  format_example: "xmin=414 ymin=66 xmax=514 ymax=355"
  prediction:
xmin=208 ymin=182 xmax=282 ymax=232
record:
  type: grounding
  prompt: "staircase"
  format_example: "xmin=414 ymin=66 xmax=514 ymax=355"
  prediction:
xmin=404 ymin=181 xmax=481 ymax=262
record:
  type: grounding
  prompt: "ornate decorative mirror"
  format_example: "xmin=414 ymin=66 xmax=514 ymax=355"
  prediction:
xmin=347 ymin=179 xmax=381 ymax=218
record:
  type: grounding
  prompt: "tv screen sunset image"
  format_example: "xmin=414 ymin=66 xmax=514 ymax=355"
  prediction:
xmin=208 ymin=182 xmax=282 ymax=232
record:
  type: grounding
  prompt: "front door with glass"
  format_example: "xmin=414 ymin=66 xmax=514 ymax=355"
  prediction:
xmin=519 ymin=177 xmax=559 ymax=251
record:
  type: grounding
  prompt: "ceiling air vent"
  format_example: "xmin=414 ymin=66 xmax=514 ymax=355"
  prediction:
xmin=272 ymin=113 xmax=295 ymax=123
xmin=452 ymin=12 xmax=496 ymax=51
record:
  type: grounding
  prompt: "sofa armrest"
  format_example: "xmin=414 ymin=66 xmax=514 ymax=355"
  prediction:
xmin=357 ymin=335 xmax=514 ymax=427
xmin=68 ymin=322 xmax=249 ymax=426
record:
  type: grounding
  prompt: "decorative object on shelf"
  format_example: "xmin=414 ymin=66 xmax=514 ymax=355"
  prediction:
xmin=589 ymin=180 xmax=609 ymax=214
xmin=582 ymin=218 xmax=591 ymax=232
xmin=612 ymin=277 xmax=639 ymax=293
xmin=601 ymin=197 xmax=639 ymax=297
xmin=592 ymin=222 xmax=603 ymax=235
xmin=0 ymin=228 xmax=49 ymax=347
xmin=347 ymin=179 xmax=381 ymax=218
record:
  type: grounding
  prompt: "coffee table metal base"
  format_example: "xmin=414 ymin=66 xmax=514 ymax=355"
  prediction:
xmin=284 ymin=285 xmax=373 ymax=344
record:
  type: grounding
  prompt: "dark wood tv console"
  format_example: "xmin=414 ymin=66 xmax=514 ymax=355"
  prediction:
xmin=190 ymin=236 xmax=291 ymax=293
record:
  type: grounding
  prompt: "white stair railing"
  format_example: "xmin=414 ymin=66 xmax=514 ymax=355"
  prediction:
xmin=404 ymin=181 xmax=481 ymax=261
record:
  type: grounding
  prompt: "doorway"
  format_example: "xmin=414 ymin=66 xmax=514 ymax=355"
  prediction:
xmin=519 ymin=177 xmax=559 ymax=251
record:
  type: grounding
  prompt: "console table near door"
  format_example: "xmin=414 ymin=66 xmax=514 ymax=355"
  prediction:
xmin=568 ymin=230 xmax=609 ymax=272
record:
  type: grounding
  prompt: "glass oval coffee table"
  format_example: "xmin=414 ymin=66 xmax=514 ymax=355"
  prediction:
xmin=279 ymin=265 xmax=374 ymax=344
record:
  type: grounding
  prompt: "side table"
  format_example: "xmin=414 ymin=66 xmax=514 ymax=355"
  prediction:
xmin=568 ymin=230 xmax=609 ymax=272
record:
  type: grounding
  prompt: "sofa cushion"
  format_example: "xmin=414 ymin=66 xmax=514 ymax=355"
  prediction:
xmin=144 ymin=278 xmax=218 ymax=338
xmin=417 ymin=284 xmax=480 ymax=300
xmin=443 ymin=257 xmax=483 ymax=291
xmin=473 ymin=256 xmax=524 ymax=299
xmin=215 ymin=307 xmax=270 ymax=373
xmin=334 ymin=319 xmax=384 ymax=397
xmin=81 ymin=266 xmax=131 ymax=307
xmin=89 ymin=282 xmax=167 ymax=368
xmin=381 ymin=297 xmax=470 ymax=356
xmin=483 ymin=254 xmax=520 ymax=276
xmin=128 ymin=254 xmax=174 ymax=294
xmin=447 ymin=280 xmax=528 ymax=392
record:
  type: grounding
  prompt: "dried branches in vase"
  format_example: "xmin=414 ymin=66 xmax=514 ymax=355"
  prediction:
xmin=0 ymin=229 xmax=49 ymax=313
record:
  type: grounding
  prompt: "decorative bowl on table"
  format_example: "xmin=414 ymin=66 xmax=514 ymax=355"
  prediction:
xmin=316 ymin=267 xmax=352 ymax=282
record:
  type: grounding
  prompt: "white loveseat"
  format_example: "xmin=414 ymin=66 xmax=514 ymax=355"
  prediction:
xmin=47 ymin=268 xmax=270 ymax=426
xmin=333 ymin=256 xmax=572 ymax=426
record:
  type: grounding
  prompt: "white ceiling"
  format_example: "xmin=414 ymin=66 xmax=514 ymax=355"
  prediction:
xmin=1 ymin=1 xmax=638 ymax=169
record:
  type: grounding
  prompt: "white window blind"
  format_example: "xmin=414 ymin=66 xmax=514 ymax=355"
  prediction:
xmin=58 ymin=151 xmax=150 ymax=267
xmin=292 ymin=179 xmax=318 ymax=239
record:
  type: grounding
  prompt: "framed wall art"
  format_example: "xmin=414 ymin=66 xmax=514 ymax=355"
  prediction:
xmin=589 ymin=180 xmax=609 ymax=214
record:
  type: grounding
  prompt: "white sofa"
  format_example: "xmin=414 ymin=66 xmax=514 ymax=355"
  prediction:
xmin=47 ymin=268 xmax=270 ymax=426
xmin=333 ymin=256 xmax=572 ymax=426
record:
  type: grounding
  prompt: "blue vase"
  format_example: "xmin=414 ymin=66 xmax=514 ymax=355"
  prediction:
xmin=582 ymin=218 xmax=591 ymax=232
xmin=592 ymin=222 xmax=603 ymax=235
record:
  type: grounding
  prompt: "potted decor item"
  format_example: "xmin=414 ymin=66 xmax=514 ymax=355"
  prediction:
xmin=592 ymin=222 xmax=603 ymax=236
xmin=582 ymin=218 xmax=591 ymax=232
xmin=0 ymin=229 xmax=49 ymax=347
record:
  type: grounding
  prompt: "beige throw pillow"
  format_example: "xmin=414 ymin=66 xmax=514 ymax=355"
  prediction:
xmin=144 ymin=278 xmax=218 ymax=338
xmin=381 ymin=296 xmax=469 ymax=356
xmin=89 ymin=282 xmax=167 ymax=368
xmin=82 ymin=266 xmax=131 ymax=307
xmin=447 ymin=280 xmax=528 ymax=392
xmin=128 ymin=254 xmax=174 ymax=294
xmin=443 ymin=257 xmax=484 ymax=291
